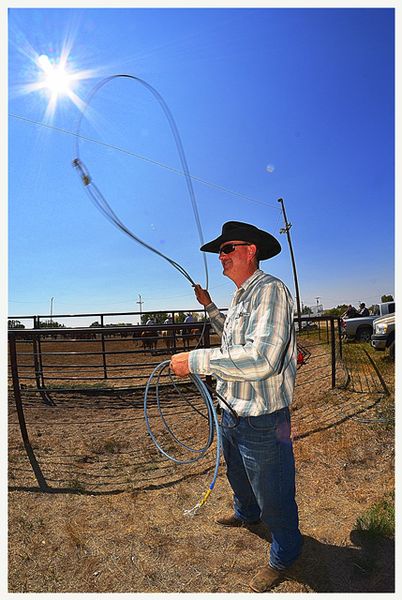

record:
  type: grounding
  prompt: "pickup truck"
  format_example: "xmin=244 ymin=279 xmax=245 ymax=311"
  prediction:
xmin=371 ymin=314 xmax=395 ymax=360
xmin=341 ymin=301 xmax=395 ymax=342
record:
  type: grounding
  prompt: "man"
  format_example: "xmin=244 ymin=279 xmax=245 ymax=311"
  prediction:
xmin=358 ymin=302 xmax=369 ymax=317
xmin=170 ymin=221 xmax=303 ymax=592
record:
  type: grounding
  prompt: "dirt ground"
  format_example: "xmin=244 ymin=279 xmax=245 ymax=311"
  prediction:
xmin=8 ymin=335 xmax=395 ymax=593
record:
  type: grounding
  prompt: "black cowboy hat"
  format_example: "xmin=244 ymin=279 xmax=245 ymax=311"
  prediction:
xmin=200 ymin=221 xmax=281 ymax=260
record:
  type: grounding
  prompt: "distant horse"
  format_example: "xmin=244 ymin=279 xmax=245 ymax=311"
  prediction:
xmin=141 ymin=329 xmax=159 ymax=352
xmin=161 ymin=328 xmax=175 ymax=351
xmin=181 ymin=327 xmax=199 ymax=350
xmin=132 ymin=327 xmax=159 ymax=352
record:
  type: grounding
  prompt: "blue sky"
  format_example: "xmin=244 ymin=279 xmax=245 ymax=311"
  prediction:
xmin=7 ymin=6 xmax=395 ymax=326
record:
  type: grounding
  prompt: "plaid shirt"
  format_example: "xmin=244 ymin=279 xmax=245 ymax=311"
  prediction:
xmin=189 ymin=269 xmax=297 ymax=416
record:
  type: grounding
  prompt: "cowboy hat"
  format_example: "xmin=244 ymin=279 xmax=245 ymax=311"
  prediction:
xmin=200 ymin=221 xmax=281 ymax=260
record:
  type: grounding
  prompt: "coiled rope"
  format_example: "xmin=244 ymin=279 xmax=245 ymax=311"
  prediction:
xmin=72 ymin=74 xmax=221 ymax=513
xmin=144 ymin=361 xmax=222 ymax=515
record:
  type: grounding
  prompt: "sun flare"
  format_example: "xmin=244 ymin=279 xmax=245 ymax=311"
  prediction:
xmin=9 ymin=23 xmax=103 ymax=124
xmin=37 ymin=54 xmax=73 ymax=97
xmin=12 ymin=46 xmax=98 ymax=122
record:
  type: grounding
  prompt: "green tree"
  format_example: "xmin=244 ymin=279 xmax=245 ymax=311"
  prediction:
xmin=8 ymin=319 xmax=25 ymax=329
xmin=176 ymin=311 xmax=187 ymax=323
xmin=38 ymin=320 xmax=65 ymax=329
xmin=381 ymin=294 xmax=394 ymax=303
xmin=323 ymin=304 xmax=348 ymax=317
xmin=155 ymin=312 xmax=169 ymax=324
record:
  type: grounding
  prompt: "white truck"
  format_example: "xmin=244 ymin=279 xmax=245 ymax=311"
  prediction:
xmin=371 ymin=313 xmax=395 ymax=360
xmin=341 ymin=301 xmax=395 ymax=342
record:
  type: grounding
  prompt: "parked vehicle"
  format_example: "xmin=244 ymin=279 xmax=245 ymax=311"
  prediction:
xmin=341 ymin=301 xmax=395 ymax=342
xmin=371 ymin=313 xmax=395 ymax=360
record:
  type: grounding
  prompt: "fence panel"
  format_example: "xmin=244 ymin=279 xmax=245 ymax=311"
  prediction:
xmin=8 ymin=313 xmax=342 ymax=493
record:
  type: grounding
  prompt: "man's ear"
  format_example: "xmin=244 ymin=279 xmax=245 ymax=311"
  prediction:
xmin=248 ymin=244 xmax=257 ymax=260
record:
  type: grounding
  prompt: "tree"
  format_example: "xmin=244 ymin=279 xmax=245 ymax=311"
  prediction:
xmin=381 ymin=294 xmax=394 ymax=303
xmin=8 ymin=319 xmax=25 ymax=329
xmin=323 ymin=304 xmax=348 ymax=317
xmin=301 ymin=304 xmax=313 ymax=316
xmin=176 ymin=312 xmax=187 ymax=323
xmin=38 ymin=320 xmax=65 ymax=329
xmin=90 ymin=321 xmax=101 ymax=327
xmin=155 ymin=312 xmax=168 ymax=324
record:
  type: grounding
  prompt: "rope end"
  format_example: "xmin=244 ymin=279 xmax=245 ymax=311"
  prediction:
xmin=183 ymin=487 xmax=212 ymax=517
xmin=72 ymin=157 xmax=91 ymax=186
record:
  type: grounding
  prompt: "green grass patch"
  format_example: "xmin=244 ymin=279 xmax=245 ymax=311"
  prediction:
xmin=355 ymin=492 xmax=394 ymax=539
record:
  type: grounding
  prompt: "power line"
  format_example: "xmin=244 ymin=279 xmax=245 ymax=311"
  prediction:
xmin=9 ymin=112 xmax=280 ymax=210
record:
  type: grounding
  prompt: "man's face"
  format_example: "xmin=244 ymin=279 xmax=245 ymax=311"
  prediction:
xmin=219 ymin=239 xmax=255 ymax=280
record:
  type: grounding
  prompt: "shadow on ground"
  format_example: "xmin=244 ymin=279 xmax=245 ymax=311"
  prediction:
xmin=285 ymin=531 xmax=394 ymax=592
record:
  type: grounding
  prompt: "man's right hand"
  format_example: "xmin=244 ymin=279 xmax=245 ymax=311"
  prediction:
xmin=194 ymin=284 xmax=212 ymax=307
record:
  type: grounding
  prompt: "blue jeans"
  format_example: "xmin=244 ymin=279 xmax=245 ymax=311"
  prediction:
xmin=221 ymin=406 xmax=303 ymax=570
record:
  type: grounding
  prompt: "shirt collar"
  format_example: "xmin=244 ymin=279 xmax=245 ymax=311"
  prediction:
xmin=239 ymin=268 xmax=264 ymax=291
xmin=233 ymin=269 xmax=265 ymax=302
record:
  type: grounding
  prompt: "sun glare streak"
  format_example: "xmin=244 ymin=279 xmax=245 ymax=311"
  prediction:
xmin=66 ymin=88 xmax=88 ymax=113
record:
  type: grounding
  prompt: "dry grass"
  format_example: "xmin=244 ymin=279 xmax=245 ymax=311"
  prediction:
xmin=8 ymin=337 xmax=394 ymax=593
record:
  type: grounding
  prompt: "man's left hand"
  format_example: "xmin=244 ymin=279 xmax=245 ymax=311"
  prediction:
xmin=170 ymin=352 xmax=190 ymax=377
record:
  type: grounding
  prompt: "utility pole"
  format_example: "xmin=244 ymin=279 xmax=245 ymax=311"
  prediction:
xmin=278 ymin=198 xmax=302 ymax=329
xmin=136 ymin=294 xmax=144 ymax=325
xmin=315 ymin=297 xmax=320 ymax=315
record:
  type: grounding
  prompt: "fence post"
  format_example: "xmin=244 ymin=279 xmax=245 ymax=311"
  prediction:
xmin=32 ymin=327 xmax=55 ymax=406
xmin=100 ymin=315 xmax=108 ymax=379
xmin=172 ymin=312 xmax=177 ymax=352
xmin=337 ymin=318 xmax=343 ymax=359
xmin=330 ymin=318 xmax=336 ymax=388
xmin=9 ymin=334 xmax=50 ymax=491
xmin=32 ymin=335 xmax=43 ymax=391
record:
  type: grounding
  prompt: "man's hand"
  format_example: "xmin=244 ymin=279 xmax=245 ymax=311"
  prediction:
xmin=170 ymin=352 xmax=190 ymax=377
xmin=194 ymin=284 xmax=212 ymax=307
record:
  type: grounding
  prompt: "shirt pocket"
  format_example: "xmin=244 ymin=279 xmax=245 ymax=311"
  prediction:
xmin=231 ymin=301 xmax=251 ymax=345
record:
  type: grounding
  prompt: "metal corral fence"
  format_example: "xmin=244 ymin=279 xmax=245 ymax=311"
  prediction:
xmin=8 ymin=311 xmax=343 ymax=492
xmin=8 ymin=310 xmax=343 ymax=395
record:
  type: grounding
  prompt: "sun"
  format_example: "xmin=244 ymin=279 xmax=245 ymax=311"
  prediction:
xmin=33 ymin=51 xmax=88 ymax=121
xmin=10 ymin=24 xmax=103 ymax=123
xmin=37 ymin=54 xmax=73 ymax=97
xmin=13 ymin=46 xmax=98 ymax=122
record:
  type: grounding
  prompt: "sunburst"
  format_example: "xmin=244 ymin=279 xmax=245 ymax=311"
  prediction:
xmin=11 ymin=30 xmax=100 ymax=123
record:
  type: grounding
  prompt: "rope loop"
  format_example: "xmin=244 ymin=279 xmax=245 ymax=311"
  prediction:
xmin=143 ymin=361 xmax=221 ymax=514
xmin=73 ymin=73 xmax=209 ymax=289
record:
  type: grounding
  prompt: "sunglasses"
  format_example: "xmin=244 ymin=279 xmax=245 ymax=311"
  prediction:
xmin=219 ymin=243 xmax=251 ymax=255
